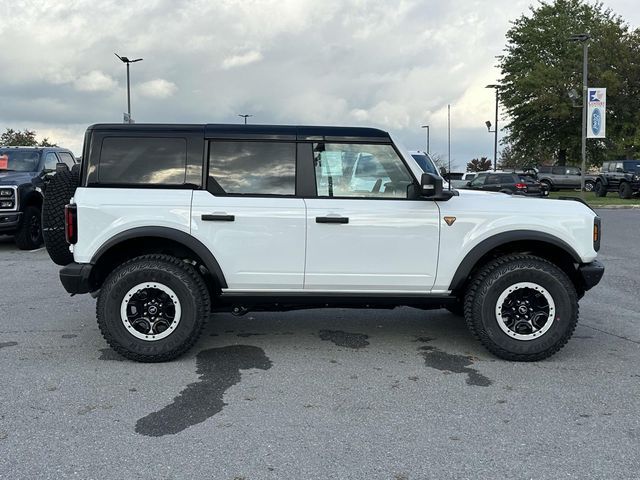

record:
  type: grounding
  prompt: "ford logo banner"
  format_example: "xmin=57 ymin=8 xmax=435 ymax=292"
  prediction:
xmin=591 ymin=108 xmax=602 ymax=136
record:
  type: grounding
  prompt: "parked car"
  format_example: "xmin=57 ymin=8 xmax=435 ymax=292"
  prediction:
xmin=593 ymin=160 xmax=640 ymax=199
xmin=0 ymin=146 xmax=77 ymax=249
xmin=463 ymin=172 xmax=549 ymax=196
xmin=536 ymin=165 xmax=597 ymax=191
xmin=46 ymin=123 xmax=602 ymax=363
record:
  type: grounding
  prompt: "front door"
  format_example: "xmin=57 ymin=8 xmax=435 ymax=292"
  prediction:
xmin=191 ymin=140 xmax=306 ymax=291
xmin=303 ymin=142 xmax=440 ymax=292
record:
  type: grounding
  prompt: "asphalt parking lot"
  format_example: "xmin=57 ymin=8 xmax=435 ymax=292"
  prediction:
xmin=0 ymin=209 xmax=638 ymax=480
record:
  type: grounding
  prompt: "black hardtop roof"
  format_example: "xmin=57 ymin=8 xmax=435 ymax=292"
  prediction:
xmin=87 ymin=123 xmax=391 ymax=141
xmin=0 ymin=145 xmax=72 ymax=152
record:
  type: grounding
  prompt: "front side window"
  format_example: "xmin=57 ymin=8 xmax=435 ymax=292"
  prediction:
xmin=44 ymin=152 xmax=59 ymax=171
xmin=313 ymin=143 xmax=413 ymax=198
xmin=98 ymin=137 xmax=187 ymax=185
xmin=470 ymin=175 xmax=486 ymax=187
xmin=209 ymin=141 xmax=296 ymax=195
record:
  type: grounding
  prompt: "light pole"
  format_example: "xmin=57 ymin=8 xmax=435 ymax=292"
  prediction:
xmin=421 ymin=125 xmax=430 ymax=154
xmin=569 ymin=33 xmax=590 ymax=193
xmin=238 ymin=114 xmax=253 ymax=125
xmin=115 ymin=53 xmax=143 ymax=123
xmin=485 ymin=84 xmax=500 ymax=171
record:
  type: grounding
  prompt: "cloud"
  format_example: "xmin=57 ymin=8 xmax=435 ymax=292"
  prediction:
xmin=73 ymin=70 xmax=117 ymax=92
xmin=221 ymin=51 xmax=263 ymax=70
xmin=138 ymin=79 xmax=177 ymax=98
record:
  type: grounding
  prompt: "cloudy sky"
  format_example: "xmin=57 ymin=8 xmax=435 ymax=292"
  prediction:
xmin=1 ymin=0 xmax=639 ymax=169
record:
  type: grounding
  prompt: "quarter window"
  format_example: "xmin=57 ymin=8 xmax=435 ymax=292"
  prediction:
xmin=57 ymin=152 xmax=76 ymax=169
xmin=209 ymin=141 xmax=296 ymax=195
xmin=98 ymin=137 xmax=187 ymax=185
xmin=313 ymin=143 xmax=413 ymax=198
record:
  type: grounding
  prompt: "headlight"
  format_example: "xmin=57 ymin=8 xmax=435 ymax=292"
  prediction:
xmin=0 ymin=188 xmax=13 ymax=197
xmin=0 ymin=200 xmax=14 ymax=208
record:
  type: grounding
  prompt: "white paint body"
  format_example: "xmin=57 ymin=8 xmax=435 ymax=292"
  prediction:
xmin=71 ymin=149 xmax=598 ymax=294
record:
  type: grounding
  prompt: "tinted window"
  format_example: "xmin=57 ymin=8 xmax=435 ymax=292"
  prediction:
xmin=470 ymin=174 xmax=486 ymax=186
xmin=57 ymin=152 xmax=75 ymax=169
xmin=314 ymin=143 xmax=413 ymax=198
xmin=538 ymin=166 xmax=551 ymax=173
xmin=99 ymin=137 xmax=187 ymax=184
xmin=623 ymin=161 xmax=640 ymax=172
xmin=551 ymin=166 xmax=565 ymax=175
xmin=0 ymin=150 xmax=41 ymax=172
xmin=567 ymin=167 xmax=580 ymax=175
xmin=209 ymin=141 xmax=295 ymax=195
xmin=44 ymin=152 xmax=59 ymax=171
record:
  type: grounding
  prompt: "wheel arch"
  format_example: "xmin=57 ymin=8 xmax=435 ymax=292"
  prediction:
xmin=89 ymin=227 xmax=228 ymax=293
xmin=449 ymin=231 xmax=583 ymax=296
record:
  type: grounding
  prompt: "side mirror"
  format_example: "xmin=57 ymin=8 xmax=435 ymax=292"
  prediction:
xmin=420 ymin=173 xmax=443 ymax=197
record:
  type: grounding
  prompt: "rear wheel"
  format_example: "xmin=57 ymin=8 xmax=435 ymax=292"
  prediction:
xmin=464 ymin=254 xmax=578 ymax=361
xmin=14 ymin=205 xmax=43 ymax=250
xmin=594 ymin=180 xmax=607 ymax=197
xmin=97 ymin=254 xmax=210 ymax=362
xmin=619 ymin=182 xmax=632 ymax=199
xmin=540 ymin=180 xmax=552 ymax=192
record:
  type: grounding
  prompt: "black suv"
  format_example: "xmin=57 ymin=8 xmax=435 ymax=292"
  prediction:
xmin=0 ymin=146 xmax=77 ymax=249
xmin=464 ymin=172 xmax=548 ymax=196
xmin=594 ymin=160 xmax=640 ymax=199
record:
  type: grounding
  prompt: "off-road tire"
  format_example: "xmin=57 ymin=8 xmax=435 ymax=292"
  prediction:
xmin=42 ymin=169 xmax=78 ymax=265
xmin=14 ymin=205 xmax=43 ymax=250
xmin=619 ymin=182 xmax=633 ymax=199
xmin=464 ymin=254 xmax=578 ymax=361
xmin=594 ymin=180 xmax=607 ymax=197
xmin=97 ymin=254 xmax=210 ymax=362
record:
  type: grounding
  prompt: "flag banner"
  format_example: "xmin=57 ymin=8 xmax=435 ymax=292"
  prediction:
xmin=587 ymin=88 xmax=606 ymax=138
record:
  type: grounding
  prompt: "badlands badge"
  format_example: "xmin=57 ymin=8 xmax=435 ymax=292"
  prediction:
xmin=444 ymin=216 xmax=456 ymax=226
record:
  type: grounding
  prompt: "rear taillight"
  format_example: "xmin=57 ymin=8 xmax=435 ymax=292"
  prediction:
xmin=515 ymin=183 xmax=527 ymax=189
xmin=65 ymin=204 xmax=77 ymax=244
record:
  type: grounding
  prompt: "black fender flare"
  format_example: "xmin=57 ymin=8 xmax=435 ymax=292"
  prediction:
xmin=596 ymin=174 xmax=608 ymax=186
xmin=91 ymin=226 xmax=228 ymax=288
xmin=448 ymin=230 xmax=581 ymax=292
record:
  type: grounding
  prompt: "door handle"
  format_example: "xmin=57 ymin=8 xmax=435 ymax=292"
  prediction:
xmin=201 ymin=214 xmax=235 ymax=222
xmin=316 ymin=216 xmax=349 ymax=224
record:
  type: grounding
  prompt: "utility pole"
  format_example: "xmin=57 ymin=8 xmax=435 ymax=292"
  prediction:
xmin=115 ymin=54 xmax=143 ymax=123
xmin=569 ymin=34 xmax=590 ymax=195
xmin=421 ymin=125 xmax=430 ymax=154
xmin=238 ymin=114 xmax=253 ymax=125
xmin=485 ymin=84 xmax=500 ymax=171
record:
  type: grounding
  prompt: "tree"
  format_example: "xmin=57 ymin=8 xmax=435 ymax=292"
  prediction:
xmin=466 ymin=157 xmax=492 ymax=172
xmin=498 ymin=144 xmax=537 ymax=170
xmin=0 ymin=128 xmax=56 ymax=147
xmin=499 ymin=0 xmax=640 ymax=167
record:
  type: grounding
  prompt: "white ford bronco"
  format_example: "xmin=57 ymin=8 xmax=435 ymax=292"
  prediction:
xmin=48 ymin=124 xmax=604 ymax=362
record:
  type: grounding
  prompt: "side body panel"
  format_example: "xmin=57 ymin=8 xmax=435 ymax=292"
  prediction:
xmin=72 ymin=188 xmax=193 ymax=263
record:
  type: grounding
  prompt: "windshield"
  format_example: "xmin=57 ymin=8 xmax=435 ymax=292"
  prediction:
xmin=411 ymin=153 xmax=438 ymax=176
xmin=0 ymin=150 xmax=41 ymax=172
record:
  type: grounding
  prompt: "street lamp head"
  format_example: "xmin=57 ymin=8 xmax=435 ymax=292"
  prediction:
xmin=568 ymin=33 xmax=591 ymax=42
xmin=485 ymin=84 xmax=500 ymax=89
xmin=421 ymin=125 xmax=429 ymax=129
xmin=130 ymin=58 xmax=143 ymax=63
xmin=485 ymin=120 xmax=492 ymax=130
xmin=115 ymin=53 xmax=143 ymax=63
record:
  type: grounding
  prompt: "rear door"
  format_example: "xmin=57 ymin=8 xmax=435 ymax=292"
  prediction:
xmin=190 ymin=140 xmax=306 ymax=290
xmin=302 ymin=142 xmax=440 ymax=292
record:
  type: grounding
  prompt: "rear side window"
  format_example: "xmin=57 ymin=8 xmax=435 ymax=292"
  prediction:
xmin=57 ymin=152 xmax=76 ymax=169
xmin=208 ymin=141 xmax=296 ymax=195
xmin=98 ymin=137 xmax=187 ymax=185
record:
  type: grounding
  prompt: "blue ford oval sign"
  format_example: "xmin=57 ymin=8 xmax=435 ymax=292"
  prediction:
xmin=591 ymin=108 xmax=602 ymax=136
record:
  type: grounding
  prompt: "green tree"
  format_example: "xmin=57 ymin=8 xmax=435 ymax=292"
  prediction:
xmin=466 ymin=157 xmax=492 ymax=172
xmin=0 ymin=128 xmax=56 ymax=147
xmin=499 ymin=0 xmax=640 ymax=167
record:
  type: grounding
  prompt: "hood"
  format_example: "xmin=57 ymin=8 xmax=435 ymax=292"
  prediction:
xmin=0 ymin=170 xmax=38 ymax=186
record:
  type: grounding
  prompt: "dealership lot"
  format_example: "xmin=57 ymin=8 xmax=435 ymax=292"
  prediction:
xmin=0 ymin=209 xmax=638 ymax=480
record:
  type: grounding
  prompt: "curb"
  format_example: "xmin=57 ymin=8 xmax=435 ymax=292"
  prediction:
xmin=591 ymin=205 xmax=640 ymax=209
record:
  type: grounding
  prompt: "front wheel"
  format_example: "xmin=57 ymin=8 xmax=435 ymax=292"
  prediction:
xmin=594 ymin=180 xmax=607 ymax=197
xmin=619 ymin=182 xmax=632 ymax=199
xmin=15 ymin=205 xmax=43 ymax=250
xmin=464 ymin=254 xmax=578 ymax=361
xmin=97 ymin=254 xmax=211 ymax=362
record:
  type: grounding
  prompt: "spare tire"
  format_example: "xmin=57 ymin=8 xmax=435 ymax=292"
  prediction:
xmin=42 ymin=169 xmax=79 ymax=266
